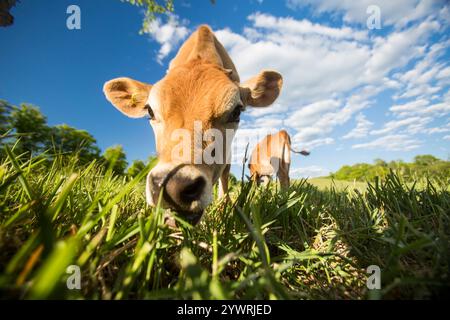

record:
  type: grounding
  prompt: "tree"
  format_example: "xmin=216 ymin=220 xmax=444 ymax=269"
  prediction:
xmin=9 ymin=104 xmax=51 ymax=155
xmin=427 ymin=161 xmax=450 ymax=180
xmin=331 ymin=155 xmax=449 ymax=182
xmin=127 ymin=159 xmax=146 ymax=177
xmin=0 ymin=100 xmax=13 ymax=135
xmin=0 ymin=0 xmax=17 ymax=27
xmin=122 ymin=0 xmax=174 ymax=34
xmin=1 ymin=102 xmax=103 ymax=165
xmin=1 ymin=101 xmax=106 ymax=166
xmin=48 ymin=124 xmax=101 ymax=165
xmin=414 ymin=155 xmax=439 ymax=166
xmin=103 ymin=145 xmax=128 ymax=175
xmin=374 ymin=158 xmax=387 ymax=167
xmin=122 ymin=0 xmax=215 ymax=34
xmin=229 ymin=173 xmax=238 ymax=186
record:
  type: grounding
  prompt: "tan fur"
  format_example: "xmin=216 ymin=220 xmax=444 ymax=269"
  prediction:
xmin=103 ymin=77 xmax=152 ymax=118
xmin=103 ymin=25 xmax=283 ymax=215
xmin=249 ymin=130 xmax=293 ymax=190
xmin=169 ymin=25 xmax=240 ymax=83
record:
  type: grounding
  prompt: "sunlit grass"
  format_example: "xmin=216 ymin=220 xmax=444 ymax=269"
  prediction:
xmin=308 ymin=177 xmax=449 ymax=192
xmin=307 ymin=177 xmax=368 ymax=192
xmin=0 ymin=147 xmax=449 ymax=299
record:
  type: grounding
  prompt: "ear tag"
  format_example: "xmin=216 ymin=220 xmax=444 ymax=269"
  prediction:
xmin=130 ymin=93 xmax=138 ymax=108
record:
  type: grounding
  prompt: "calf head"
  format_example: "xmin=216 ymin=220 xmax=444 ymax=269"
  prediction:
xmin=103 ymin=25 xmax=282 ymax=223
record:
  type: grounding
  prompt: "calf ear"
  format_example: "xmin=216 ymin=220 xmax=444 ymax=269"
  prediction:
xmin=240 ymin=70 xmax=282 ymax=107
xmin=103 ymin=77 xmax=152 ymax=118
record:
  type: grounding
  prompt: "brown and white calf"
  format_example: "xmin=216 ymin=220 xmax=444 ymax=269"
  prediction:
xmin=103 ymin=25 xmax=283 ymax=224
xmin=248 ymin=130 xmax=310 ymax=189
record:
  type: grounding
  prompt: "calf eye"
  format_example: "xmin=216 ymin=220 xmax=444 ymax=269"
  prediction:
xmin=145 ymin=104 xmax=155 ymax=120
xmin=228 ymin=105 xmax=242 ymax=123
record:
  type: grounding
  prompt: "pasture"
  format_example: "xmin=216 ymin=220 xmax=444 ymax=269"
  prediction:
xmin=307 ymin=178 xmax=368 ymax=192
xmin=0 ymin=149 xmax=449 ymax=300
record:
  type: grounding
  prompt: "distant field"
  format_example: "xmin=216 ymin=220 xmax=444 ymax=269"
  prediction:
xmin=306 ymin=177 xmax=367 ymax=192
xmin=306 ymin=177 xmax=449 ymax=192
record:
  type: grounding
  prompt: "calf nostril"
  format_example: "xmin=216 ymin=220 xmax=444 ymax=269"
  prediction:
xmin=151 ymin=174 xmax=164 ymax=188
xmin=179 ymin=177 xmax=206 ymax=203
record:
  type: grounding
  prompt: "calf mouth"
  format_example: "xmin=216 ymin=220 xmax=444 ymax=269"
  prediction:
xmin=163 ymin=190 xmax=205 ymax=226
xmin=164 ymin=209 xmax=204 ymax=227
xmin=178 ymin=210 xmax=204 ymax=225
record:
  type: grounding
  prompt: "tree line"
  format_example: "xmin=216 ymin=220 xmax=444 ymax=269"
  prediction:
xmin=330 ymin=155 xmax=450 ymax=182
xmin=0 ymin=100 xmax=153 ymax=177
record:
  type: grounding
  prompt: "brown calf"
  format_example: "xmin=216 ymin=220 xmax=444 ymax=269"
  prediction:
xmin=103 ymin=25 xmax=283 ymax=224
xmin=249 ymin=130 xmax=309 ymax=189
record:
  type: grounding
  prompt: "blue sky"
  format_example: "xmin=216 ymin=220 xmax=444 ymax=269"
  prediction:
xmin=1 ymin=0 xmax=449 ymax=178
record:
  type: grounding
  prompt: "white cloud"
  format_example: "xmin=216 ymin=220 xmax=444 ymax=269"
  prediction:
xmin=390 ymin=97 xmax=450 ymax=118
xmin=396 ymin=84 xmax=442 ymax=100
xmin=363 ymin=19 xmax=440 ymax=82
xmin=424 ymin=101 xmax=450 ymax=115
xmin=215 ymin=23 xmax=372 ymax=105
xmin=214 ymin=11 xmax=446 ymax=157
xmin=286 ymin=99 xmax=341 ymax=129
xmin=343 ymin=113 xmax=373 ymax=139
xmin=300 ymin=137 xmax=334 ymax=150
xmin=246 ymin=103 xmax=289 ymax=117
xmin=371 ymin=116 xmax=432 ymax=135
xmin=290 ymin=165 xmax=330 ymax=178
xmin=286 ymin=0 xmax=448 ymax=28
xmin=352 ymin=134 xmax=422 ymax=151
xmin=250 ymin=116 xmax=285 ymax=129
xmin=144 ymin=15 xmax=189 ymax=63
xmin=248 ymin=12 xmax=368 ymax=40
xmin=437 ymin=66 xmax=450 ymax=80
xmin=393 ymin=40 xmax=450 ymax=100
xmin=427 ymin=126 xmax=450 ymax=134
xmin=443 ymin=135 xmax=450 ymax=140
xmin=390 ymin=98 xmax=429 ymax=115
xmin=142 ymin=8 xmax=449 ymax=160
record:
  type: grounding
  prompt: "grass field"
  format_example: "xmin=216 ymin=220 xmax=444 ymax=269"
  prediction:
xmin=307 ymin=177 xmax=368 ymax=192
xmin=0 ymin=148 xmax=449 ymax=299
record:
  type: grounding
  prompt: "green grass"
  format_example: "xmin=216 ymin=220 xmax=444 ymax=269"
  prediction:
xmin=0 ymin=148 xmax=449 ymax=299
xmin=307 ymin=177 xmax=368 ymax=192
xmin=308 ymin=177 xmax=450 ymax=192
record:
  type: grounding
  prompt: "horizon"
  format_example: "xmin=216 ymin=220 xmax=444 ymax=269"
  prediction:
xmin=1 ymin=0 xmax=449 ymax=178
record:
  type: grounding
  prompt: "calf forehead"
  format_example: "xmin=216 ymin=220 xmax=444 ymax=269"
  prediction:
xmin=154 ymin=63 xmax=239 ymax=124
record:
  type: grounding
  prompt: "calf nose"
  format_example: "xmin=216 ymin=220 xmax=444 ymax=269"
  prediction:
xmin=179 ymin=177 xmax=205 ymax=203
xmin=146 ymin=164 xmax=207 ymax=212
xmin=166 ymin=176 xmax=206 ymax=205
xmin=146 ymin=172 xmax=163 ymax=205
